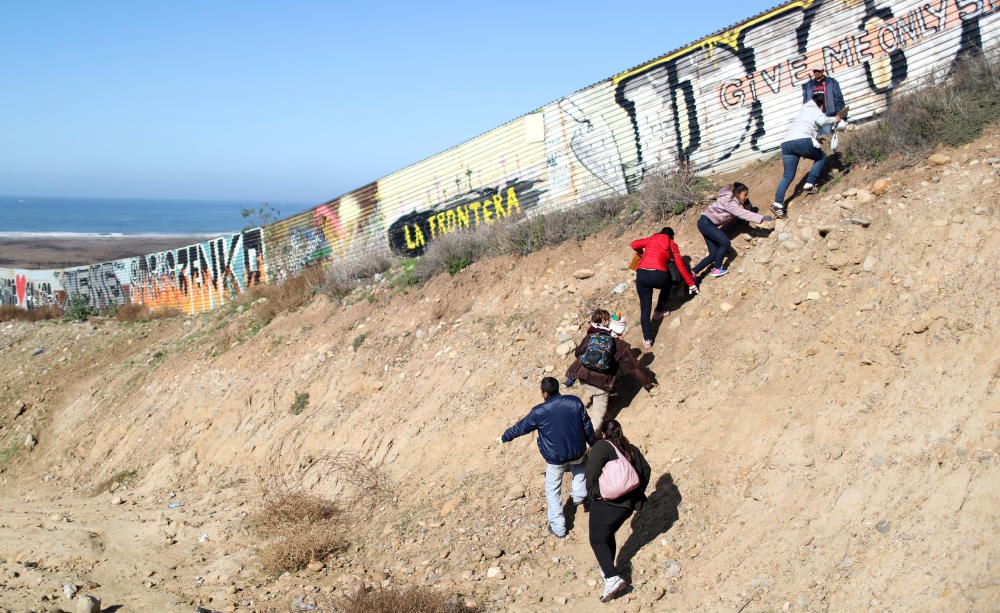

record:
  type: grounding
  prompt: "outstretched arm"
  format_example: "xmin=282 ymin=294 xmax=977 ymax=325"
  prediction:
xmin=501 ymin=410 xmax=538 ymax=442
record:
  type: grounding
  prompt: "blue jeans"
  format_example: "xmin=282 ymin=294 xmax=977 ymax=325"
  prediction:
xmin=693 ymin=215 xmax=731 ymax=274
xmin=545 ymin=456 xmax=587 ymax=536
xmin=774 ymin=138 xmax=826 ymax=205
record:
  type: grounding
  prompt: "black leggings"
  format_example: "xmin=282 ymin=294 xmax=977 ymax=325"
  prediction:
xmin=588 ymin=500 xmax=634 ymax=578
xmin=635 ymin=268 xmax=672 ymax=341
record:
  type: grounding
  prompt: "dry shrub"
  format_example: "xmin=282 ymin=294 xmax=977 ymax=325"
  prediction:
xmin=321 ymin=244 xmax=394 ymax=298
xmin=249 ymin=264 xmax=327 ymax=324
xmin=843 ymin=54 xmax=1000 ymax=167
xmin=248 ymin=415 xmax=391 ymax=575
xmin=327 ymin=586 xmax=480 ymax=613
xmin=115 ymin=303 xmax=181 ymax=322
xmin=637 ymin=164 xmax=712 ymax=219
xmin=0 ymin=305 xmax=61 ymax=322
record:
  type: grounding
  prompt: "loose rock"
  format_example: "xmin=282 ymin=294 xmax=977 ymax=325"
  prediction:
xmin=871 ymin=178 xmax=892 ymax=195
xmin=572 ymin=269 xmax=594 ymax=280
xmin=486 ymin=566 xmax=505 ymax=580
xmin=928 ymin=153 xmax=952 ymax=166
xmin=75 ymin=596 xmax=101 ymax=613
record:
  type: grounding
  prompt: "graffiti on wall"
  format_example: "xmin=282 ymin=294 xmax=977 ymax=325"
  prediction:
xmin=264 ymin=184 xmax=384 ymax=280
xmin=0 ymin=270 xmax=61 ymax=309
xmin=128 ymin=228 xmax=266 ymax=313
xmin=3 ymin=0 xmax=996 ymax=314
xmin=609 ymin=0 xmax=998 ymax=177
xmin=387 ymin=178 xmax=544 ymax=256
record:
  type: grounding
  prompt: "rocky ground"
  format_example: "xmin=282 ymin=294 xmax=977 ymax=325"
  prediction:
xmin=0 ymin=129 xmax=998 ymax=612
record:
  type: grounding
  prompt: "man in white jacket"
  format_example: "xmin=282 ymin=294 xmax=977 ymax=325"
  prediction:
xmin=771 ymin=93 xmax=846 ymax=218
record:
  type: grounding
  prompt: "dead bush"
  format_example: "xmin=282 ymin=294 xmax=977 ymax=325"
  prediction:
xmin=115 ymin=303 xmax=181 ymax=322
xmin=637 ymin=165 xmax=712 ymax=219
xmin=843 ymin=54 xmax=1000 ymax=167
xmin=326 ymin=586 xmax=481 ymax=613
xmin=249 ymin=264 xmax=327 ymax=324
xmin=248 ymin=416 xmax=392 ymax=575
xmin=322 ymin=245 xmax=394 ymax=298
xmin=0 ymin=305 xmax=62 ymax=322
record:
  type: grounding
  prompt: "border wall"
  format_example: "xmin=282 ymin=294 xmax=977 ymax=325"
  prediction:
xmin=3 ymin=0 xmax=997 ymax=314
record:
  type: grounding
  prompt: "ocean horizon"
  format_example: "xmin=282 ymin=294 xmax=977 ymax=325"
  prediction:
xmin=0 ymin=195 xmax=309 ymax=236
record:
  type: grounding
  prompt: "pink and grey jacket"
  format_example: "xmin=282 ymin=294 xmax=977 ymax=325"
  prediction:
xmin=702 ymin=187 xmax=764 ymax=227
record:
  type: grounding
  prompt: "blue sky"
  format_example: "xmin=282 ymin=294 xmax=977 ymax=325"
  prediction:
xmin=0 ymin=1 xmax=773 ymax=204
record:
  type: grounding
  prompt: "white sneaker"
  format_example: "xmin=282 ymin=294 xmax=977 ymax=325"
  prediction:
xmin=600 ymin=575 xmax=627 ymax=602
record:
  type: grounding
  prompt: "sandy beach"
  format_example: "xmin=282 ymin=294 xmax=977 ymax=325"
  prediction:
xmin=0 ymin=235 xmax=208 ymax=269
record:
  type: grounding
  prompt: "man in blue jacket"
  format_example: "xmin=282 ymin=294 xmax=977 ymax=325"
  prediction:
xmin=500 ymin=377 xmax=597 ymax=537
xmin=802 ymin=66 xmax=846 ymax=137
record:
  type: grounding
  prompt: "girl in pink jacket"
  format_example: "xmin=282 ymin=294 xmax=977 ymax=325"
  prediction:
xmin=692 ymin=182 xmax=772 ymax=278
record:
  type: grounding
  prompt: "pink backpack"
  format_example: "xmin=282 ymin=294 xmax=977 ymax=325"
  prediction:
xmin=598 ymin=441 xmax=640 ymax=500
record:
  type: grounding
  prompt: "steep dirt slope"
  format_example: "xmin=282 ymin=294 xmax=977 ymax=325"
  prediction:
xmin=0 ymin=130 xmax=998 ymax=612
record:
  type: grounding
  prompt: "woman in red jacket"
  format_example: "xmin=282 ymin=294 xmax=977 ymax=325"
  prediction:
xmin=630 ymin=227 xmax=698 ymax=348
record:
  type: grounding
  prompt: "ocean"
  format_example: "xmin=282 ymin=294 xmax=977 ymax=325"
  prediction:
xmin=0 ymin=196 xmax=308 ymax=237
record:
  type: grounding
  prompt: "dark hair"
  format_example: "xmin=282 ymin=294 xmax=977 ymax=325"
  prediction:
xmin=540 ymin=377 xmax=560 ymax=396
xmin=658 ymin=227 xmax=675 ymax=238
xmin=812 ymin=92 xmax=826 ymax=108
xmin=733 ymin=182 xmax=749 ymax=197
xmin=602 ymin=419 xmax=633 ymax=462
xmin=591 ymin=309 xmax=611 ymax=324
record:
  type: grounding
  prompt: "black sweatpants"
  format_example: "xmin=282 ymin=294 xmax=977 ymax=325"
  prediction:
xmin=588 ymin=500 xmax=634 ymax=578
xmin=635 ymin=268 xmax=672 ymax=341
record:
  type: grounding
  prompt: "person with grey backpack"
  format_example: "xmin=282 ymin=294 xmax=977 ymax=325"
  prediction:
xmin=585 ymin=419 xmax=651 ymax=603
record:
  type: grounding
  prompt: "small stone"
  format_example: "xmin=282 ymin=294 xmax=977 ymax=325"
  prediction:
xmin=806 ymin=292 xmax=820 ymax=301
xmin=830 ymin=446 xmax=844 ymax=460
xmin=75 ymin=595 xmax=101 ymax=613
xmin=862 ymin=256 xmax=877 ymax=272
xmin=911 ymin=320 xmax=929 ymax=334
xmin=846 ymin=217 xmax=871 ymax=227
xmin=665 ymin=560 xmax=681 ymax=578
xmin=719 ymin=302 xmax=734 ymax=313
xmin=781 ymin=240 xmax=802 ymax=251
xmin=778 ymin=232 xmax=792 ymax=242
xmin=555 ymin=596 xmax=567 ymax=605
xmin=111 ymin=496 xmax=124 ymax=505
xmin=63 ymin=584 xmax=78 ymax=600
xmin=484 ymin=545 xmax=503 ymax=559
xmin=507 ymin=486 xmax=525 ymax=501
xmin=854 ymin=189 xmax=875 ymax=204
xmin=972 ymin=206 xmax=988 ymax=215
xmin=486 ymin=566 xmax=505 ymax=580
xmin=931 ymin=219 xmax=948 ymax=227
xmin=572 ymin=269 xmax=594 ymax=280
xmin=875 ymin=520 xmax=891 ymax=534
xmin=24 ymin=434 xmax=37 ymax=449
xmin=307 ymin=560 xmax=325 ymax=572
xmin=555 ymin=341 xmax=576 ymax=357
xmin=838 ymin=201 xmax=855 ymax=212
xmin=899 ymin=532 xmax=917 ymax=541
xmin=612 ymin=283 xmax=627 ymax=295
xmin=871 ymin=178 xmax=892 ymax=195
xmin=843 ymin=188 xmax=859 ymax=197
xmin=928 ymin=153 xmax=951 ymax=166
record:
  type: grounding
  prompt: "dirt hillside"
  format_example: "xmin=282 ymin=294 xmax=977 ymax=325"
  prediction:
xmin=0 ymin=128 xmax=998 ymax=613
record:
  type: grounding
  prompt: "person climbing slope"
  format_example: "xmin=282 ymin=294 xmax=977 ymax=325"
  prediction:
xmin=771 ymin=92 xmax=847 ymax=219
xmin=499 ymin=377 xmax=597 ymax=538
xmin=585 ymin=419 xmax=651 ymax=603
xmin=629 ymin=227 xmax=698 ymax=349
xmin=692 ymin=182 xmax=773 ymax=279
xmin=565 ymin=311 xmax=656 ymax=430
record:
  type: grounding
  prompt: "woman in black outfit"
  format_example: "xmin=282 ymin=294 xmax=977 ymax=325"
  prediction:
xmin=585 ymin=419 xmax=651 ymax=603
